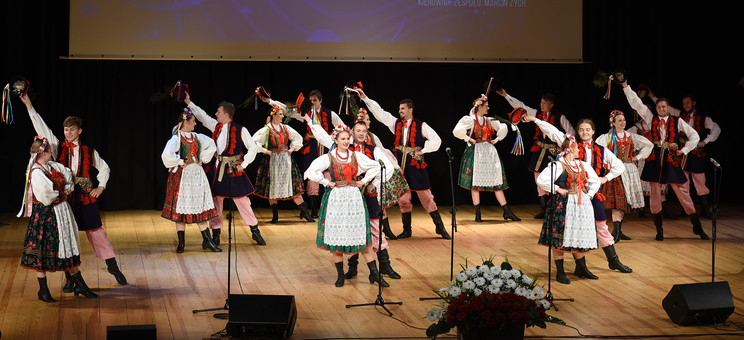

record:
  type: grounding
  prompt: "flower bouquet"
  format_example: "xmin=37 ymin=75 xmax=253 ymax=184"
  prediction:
xmin=426 ymin=258 xmax=565 ymax=339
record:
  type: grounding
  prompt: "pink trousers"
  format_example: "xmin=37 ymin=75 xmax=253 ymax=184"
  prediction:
xmin=210 ymin=195 xmax=259 ymax=229
xmin=650 ymin=182 xmax=696 ymax=215
xmin=398 ymin=189 xmax=438 ymax=213
xmin=85 ymin=227 xmax=116 ymax=260
xmin=682 ymin=171 xmax=710 ymax=196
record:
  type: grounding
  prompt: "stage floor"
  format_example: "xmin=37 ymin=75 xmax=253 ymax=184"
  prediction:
xmin=1 ymin=204 xmax=742 ymax=339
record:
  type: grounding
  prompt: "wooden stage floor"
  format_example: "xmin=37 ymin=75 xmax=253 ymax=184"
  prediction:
xmin=1 ymin=204 xmax=742 ymax=339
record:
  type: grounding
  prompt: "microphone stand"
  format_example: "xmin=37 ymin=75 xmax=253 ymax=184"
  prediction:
xmin=544 ymin=156 xmax=574 ymax=311
xmin=419 ymin=147 xmax=457 ymax=301
xmin=710 ymin=161 xmax=722 ymax=282
xmin=346 ymin=158 xmax=402 ymax=316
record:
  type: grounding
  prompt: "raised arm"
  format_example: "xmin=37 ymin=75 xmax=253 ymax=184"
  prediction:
xmin=20 ymin=94 xmax=60 ymax=159
xmin=359 ymin=90 xmax=397 ymax=134
xmin=185 ymin=95 xmax=218 ymax=132
xmin=623 ymin=85 xmax=653 ymax=125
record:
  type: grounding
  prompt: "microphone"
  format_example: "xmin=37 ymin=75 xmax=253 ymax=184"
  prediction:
xmin=379 ymin=159 xmax=386 ymax=168
xmin=445 ymin=147 xmax=453 ymax=160
xmin=710 ymin=157 xmax=721 ymax=168
xmin=548 ymin=155 xmax=556 ymax=163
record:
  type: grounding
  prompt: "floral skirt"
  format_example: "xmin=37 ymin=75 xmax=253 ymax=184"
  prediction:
xmin=21 ymin=203 xmax=81 ymax=272
xmin=380 ymin=170 xmax=410 ymax=208
xmin=316 ymin=186 xmax=371 ymax=254
xmin=162 ymin=165 xmax=218 ymax=223
xmin=538 ymin=193 xmax=597 ymax=253
xmin=458 ymin=144 xmax=508 ymax=191
xmin=600 ymin=177 xmax=632 ymax=212
xmin=254 ymin=153 xmax=304 ymax=199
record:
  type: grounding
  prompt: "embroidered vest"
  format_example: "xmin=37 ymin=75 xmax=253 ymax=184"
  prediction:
xmin=680 ymin=112 xmax=708 ymax=157
xmin=212 ymin=122 xmax=246 ymax=157
xmin=392 ymin=117 xmax=427 ymax=169
xmin=469 ymin=115 xmax=495 ymax=142
xmin=607 ymin=132 xmax=635 ymax=163
xmin=328 ymin=152 xmax=358 ymax=187
xmin=578 ymin=142 xmax=607 ymax=177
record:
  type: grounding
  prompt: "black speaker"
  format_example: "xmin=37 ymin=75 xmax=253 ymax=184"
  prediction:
xmin=662 ymin=281 xmax=734 ymax=325
xmin=227 ymin=294 xmax=297 ymax=338
xmin=106 ymin=324 xmax=156 ymax=340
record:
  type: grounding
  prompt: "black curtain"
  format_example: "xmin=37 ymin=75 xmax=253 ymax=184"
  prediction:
xmin=2 ymin=1 xmax=740 ymax=212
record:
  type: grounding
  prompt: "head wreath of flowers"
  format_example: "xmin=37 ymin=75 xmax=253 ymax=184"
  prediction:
xmin=330 ymin=125 xmax=351 ymax=140
xmin=269 ymin=104 xmax=284 ymax=116
xmin=32 ymin=135 xmax=49 ymax=156
xmin=562 ymin=134 xmax=578 ymax=156
xmin=608 ymin=110 xmax=624 ymax=126
xmin=171 ymin=108 xmax=195 ymax=136
xmin=355 ymin=108 xmax=368 ymax=122
xmin=473 ymin=94 xmax=488 ymax=108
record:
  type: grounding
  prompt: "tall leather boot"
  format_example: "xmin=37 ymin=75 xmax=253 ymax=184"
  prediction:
xmin=212 ymin=228 xmax=221 ymax=246
xmin=690 ymin=213 xmax=709 ymax=240
xmin=298 ymin=202 xmax=315 ymax=222
xmin=430 ymin=211 xmax=451 ymax=240
xmin=397 ymin=212 xmax=412 ymax=239
xmin=334 ymin=262 xmax=345 ymax=287
xmin=474 ymin=205 xmax=482 ymax=222
xmin=176 ymin=230 xmax=185 ymax=253
xmin=573 ymin=257 xmax=599 ymax=280
xmin=534 ymin=195 xmax=548 ymax=219
xmin=250 ymin=225 xmax=266 ymax=245
xmin=270 ymin=204 xmax=279 ymax=224
xmin=201 ymin=228 xmax=212 ymax=249
xmin=366 ymin=260 xmax=389 ymax=287
xmin=377 ymin=249 xmax=401 ymax=279
xmin=344 ymin=254 xmax=358 ymax=279
xmin=310 ymin=195 xmax=319 ymax=219
xmin=105 ymin=258 xmax=128 ymax=285
xmin=37 ymin=277 xmax=55 ymax=302
xmin=381 ymin=218 xmax=397 ymax=240
xmin=201 ymin=229 xmax=223 ymax=252
xmin=617 ymin=220 xmax=631 ymax=240
xmin=653 ymin=213 xmax=664 ymax=241
xmin=502 ymin=203 xmax=521 ymax=221
xmin=63 ymin=270 xmax=74 ymax=293
xmin=638 ymin=197 xmax=648 ymax=218
xmin=602 ymin=245 xmax=632 ymax=273
xmin=554 ymin=260 xmax=570 ymax=284
xmin=611 ymin=221 xmax=622 ymax=243
xmin=662 ymin=200 xmax=675 ymax=219
xmin=71 ymin=271 xmax=99 ymax=298
xmin=700 ymin=195 xmax=711 ymax=219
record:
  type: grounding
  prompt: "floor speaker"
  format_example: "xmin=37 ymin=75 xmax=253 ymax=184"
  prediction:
xmin=662 ymin=281 xmax=734 ymax=325
xmin=106 ymin=324 xmax=156 ymax=340
xmin=227 ymin=294 xmax=297 ymax=338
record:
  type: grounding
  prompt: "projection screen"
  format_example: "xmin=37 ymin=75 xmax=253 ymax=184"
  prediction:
xmin=69 ymin=0 xmax=582 ymax=62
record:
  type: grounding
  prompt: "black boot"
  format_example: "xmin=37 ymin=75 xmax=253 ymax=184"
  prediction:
xmin=617 ymin=220 xmax=631 ymax=240
xmin=474 ymin=205 xmax=482 ymax=222
xmin=367 ymin=260 xmax=389 ymax=287
xmin=310 ymin=195 xmax=319 ymax=219
xmin=37 ymin=277 xmax=55 ymax=302
xmin=602 ymin=245 xmax=632 ymax=273
xmin=381 ymin=218 xmax=397 ymax=240
xmin=377 ymin=249 xmax=401 ymax=279
xmin=573 ymin=257 xmax=599 ymax=280
xmin=334 ymin=262 xmax=345 ymax=287
xmin=71 ymin=271 xmax=98 ymax=298
xmin=270 ymin=204 xmax=279 ymax=224
xmin=345 ymin=254 xmax=358 ymax=279
xmin=653 ymin=213 xmax=664 ymax=241
xmin=201 ymin=228 xmax=212 ymax=249
xmin=212 ymin=228 xmax=221 ymax=246
xmin=201 ymin=229 xmax=223 ymax=252
xmin=63 ymin=271 xmax=74 ymax=293
xmin=662 ymin=200 xmax=675 ymax=219
xmin=690 ymin=213 xmax=709 ymax=240
xmin=250 ymin=225 xmax=266 ymax=245
xmin=611 ymin=221 xmax=622 ymax=243
xmin=397 ymin=212 xmax=412 ymax=239
xmin=700 ymin=195 xmax=711 ymax=219
xmin=502 ymin=203 xmax=521 ymax=221
xmin=105 ymin=258 xmax=128 ymax=285
xmin=554 ymin=260 xmax=570 ymax=284
xmin=298 ymin=202 xmax=315 ymax=222
xmin=430 ymin=211 xmax=451 ymax=240
xmin=534 ymin=195 xmax=548 ymax=219
xmin=176 ymin=230 xmax=185 ymax=253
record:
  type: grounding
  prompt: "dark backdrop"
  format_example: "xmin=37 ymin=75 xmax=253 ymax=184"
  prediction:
xmin=1 ymin=1 xmax=740 ymax=212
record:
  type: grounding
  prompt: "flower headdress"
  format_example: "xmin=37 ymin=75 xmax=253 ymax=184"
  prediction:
xmin=355 ymin=108 xmax=368 ymax=123
xmin=171 ymin=107 xmax=194 ymax=136
xmin=330 ymin=125 xmax=351 ymax=140
xmin=607 ymin=110 xmax=625 ymax=155
xmin=32 ymin=135 xmax=49 ymax=156
xmin=473 ymin=94 xmax=488 ymax=108
xmin=18 ymin=136 xmax=50 ymax=218
xmin=269 ymin=104 xmax=285 ymax=116
xmin=561 ymin=134 xmax=578 ymax=156
xmin=608 ymin=110 xmax=624 ymax=126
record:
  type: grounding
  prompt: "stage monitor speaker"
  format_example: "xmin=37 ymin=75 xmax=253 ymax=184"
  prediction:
xmin=227 ymin=294 xmax=297 ymax=338
xmin=106 ymin=324 xmax=156 ymax=340
xmin=662 ymin=281 xmax=734 ymax=325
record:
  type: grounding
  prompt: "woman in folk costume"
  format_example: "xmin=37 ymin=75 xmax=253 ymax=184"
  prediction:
xmin=161 ymin=108 xmax=222 ymax=253
xmin=19 ymin=137 xmax=98 ymax=302
xmin=252 ymin=103 xmax=313 ymax=223
xmin=596 ymin=110 xmax=653 ymax=242
xmin=537 ymin=135 xmax=601 ymax=285
xmin=453 ymin=94 xmax=521 ymax=222
xmin=304 ymin=126 xmax=388 ymax=288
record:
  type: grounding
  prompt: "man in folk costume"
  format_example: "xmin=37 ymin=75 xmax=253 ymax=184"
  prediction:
xmin=646 ymin=91 xmax=721 ymax=218
xmin=290 ymin=89 xmax=345 ymax=219
xmin=359 ymin=90 xmax=451 ymax=240
xmin=20 ymin=94 xmax=127 ymax=290
xmin=495 ymin=88 xmax=575 ymax=219
xmin=185 ymin=93 xmax=266 ymax=246
xmin=523 ymin=115 xmax=633 ymax=275
xmin=622 ymin=82 xmax=708 ymax=240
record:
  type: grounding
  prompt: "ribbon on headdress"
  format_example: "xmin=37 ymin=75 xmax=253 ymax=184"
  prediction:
xmin=171 ymin=108 xmax=194 ymax=135
xmin=2 ymin=84 xmax=14 ymax=124
xmin=169 ymin=81 xmax=189 ymax=102
xmin=17 ymin=136 xmax=49 ymax=217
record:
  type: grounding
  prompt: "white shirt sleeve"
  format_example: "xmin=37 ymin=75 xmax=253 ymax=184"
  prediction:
xmin=188 ymin=101 xmax=217 ymax=132
xmin=197 ymin=133 xmax=217 ymax=163
xmin=361 ymin=97 xmax=397 ymax=134
xmin=452 ymin=116 xmax=474 ymax=143
xmin=703 ymin=116 xmax=721 ymax=144
xmin=27 ymin=107 xmax=61 ymax=160
xmin=373 ymin=148 xmax=395 ymax=181
xmin=677 ymin=119 xmax=700 ymax=155
xmin=536 ymin=162 xmax=563 ymax=193
xmin=285 ymin=125 xmax=305 ymax=150
xmin=304 ymin=155 xmax=331 ymax=186
xmin=583 ymin=161 xmax=600 ymax=198
xmin=623 ymin=86 xmax=653 ymax=130
xmin=330 ymin=111 xmax=345 ymax=127
xmin=559 ymin=115 xmax=576 ymax=136
xmin=161 ymin=135 xmax=185 ymax=171
xmin=420 ymin=122 xmax=442 ymax=153
xmin=534 ymin=119 xmax=567 ymax=145
xmin=240 ymin=127 xmax=258 ymax=168
xmin=372 ymin=133 xmax=400 ymax=169
xmin=631 ymin=133 xmax=654 ymax=160
xmin=503 ymin=93 xmax=537 ymax=117
xmin=308 ymin=124 xmax=334 ymax=149
xmin=355 ymin=152 xmax=382 ymax=186
xmin=91 ymin=150 xmax=111 ymax=188
xmin=494 ymin=119 xmax=509 ymax=140
xmin=252 ymin=127 xmax=269 ymax=154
